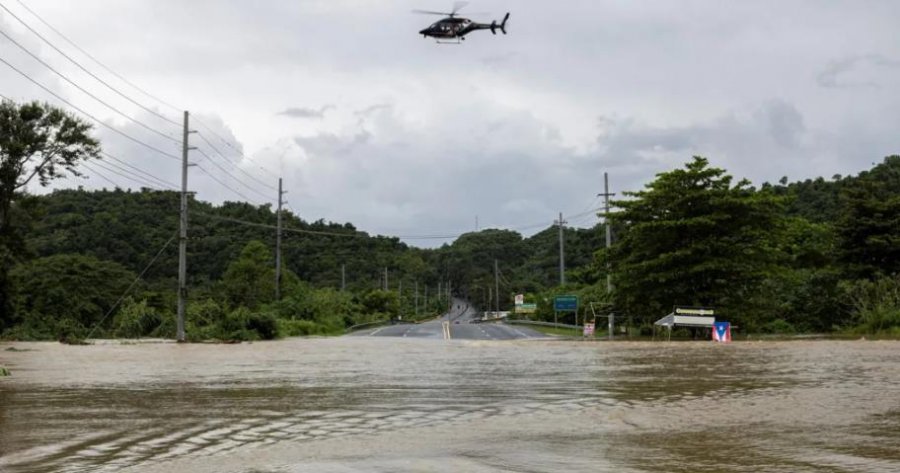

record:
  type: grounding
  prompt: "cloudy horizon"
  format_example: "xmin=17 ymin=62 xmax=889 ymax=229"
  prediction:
xmin=2 ymin=0 xmax=899 ymax=247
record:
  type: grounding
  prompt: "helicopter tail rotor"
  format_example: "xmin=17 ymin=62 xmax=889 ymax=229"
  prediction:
xmin=500 ymin=12 xmax=509 ymax=35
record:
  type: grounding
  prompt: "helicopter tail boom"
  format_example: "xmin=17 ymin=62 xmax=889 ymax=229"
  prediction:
xmin=489 ymin=13 xmax=510 ymax=35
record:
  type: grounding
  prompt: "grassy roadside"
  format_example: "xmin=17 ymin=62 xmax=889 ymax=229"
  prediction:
xmin=523 ymin=324 xmax=605 ymax=338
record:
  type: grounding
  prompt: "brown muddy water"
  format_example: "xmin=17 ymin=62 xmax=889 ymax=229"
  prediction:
xmin=0 ymin=338 xmax=898 ymax=473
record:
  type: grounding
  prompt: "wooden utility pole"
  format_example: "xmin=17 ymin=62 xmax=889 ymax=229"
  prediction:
xmin=556 ymin=212 xmax=567 ymax=286
xmin=275 ymin=178 xmax=285 ymax=301
xmin=177 ymin=111 xmax=195 ymax=343
xmin=598 ymin=172 xmax=617 ymax=339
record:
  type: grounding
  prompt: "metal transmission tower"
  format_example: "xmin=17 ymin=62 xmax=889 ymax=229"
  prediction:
xmin=555 ymin=212 xmax=567 ymax=286
xmin=275 ymin=178 xmax=286 ymax=301
xmin=598 ymin=172 xmax=617 ymax=339
xmin=177 ymin=111 xmax=196 ymax=343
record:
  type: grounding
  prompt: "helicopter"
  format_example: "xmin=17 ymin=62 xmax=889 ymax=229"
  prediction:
xmin=415 ymin=1 xmax=510 ymax=43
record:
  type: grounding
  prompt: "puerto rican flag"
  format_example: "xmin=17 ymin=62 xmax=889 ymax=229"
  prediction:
xmin=713 ymin=322 xmax=731 ymax=342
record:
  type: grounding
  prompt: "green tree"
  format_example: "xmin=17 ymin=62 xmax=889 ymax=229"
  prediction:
xmin=9 ymin=254 xmax=135 ymax=339
xmin=0 ymin=101 xmax=100 ymax=330
xmin=836 ymin=155 xmax=900 ymax=279
xmin=221 ymin=240 xmax=276 ymax=309
xmin=609 ymin=157 xmax=784 ymax=327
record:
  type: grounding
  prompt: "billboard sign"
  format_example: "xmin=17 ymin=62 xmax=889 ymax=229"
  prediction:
xmin=553 ymin=295 xmax=578 ymax=312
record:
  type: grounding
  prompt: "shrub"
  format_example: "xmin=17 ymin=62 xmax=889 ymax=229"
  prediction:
xmin=848 ymin=276 xmax=900 ymax=333
xmin=761 ymin=319 xmax=797 ymax=334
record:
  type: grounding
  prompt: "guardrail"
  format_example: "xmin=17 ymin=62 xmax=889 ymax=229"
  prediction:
xmin=345 ymin=320 xmax=391 ymax=333
xmin=503 ymin=319 xmax=582 ymax=330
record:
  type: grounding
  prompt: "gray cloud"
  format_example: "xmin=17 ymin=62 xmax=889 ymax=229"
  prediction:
xmin=817 ymin=54 xmax=900 ymax=89
xmin=4 ymin=0 xmax=897 ymax=246
xmin=277 ymin=105 xmax=334 ymax=119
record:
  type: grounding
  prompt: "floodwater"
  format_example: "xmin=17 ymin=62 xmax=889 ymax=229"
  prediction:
xmin=1 ymin=338 xmax=899 ymax=473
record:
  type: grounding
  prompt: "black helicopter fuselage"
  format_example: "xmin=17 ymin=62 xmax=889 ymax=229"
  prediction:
xmin=419 ymin=13 xmax=508 ymax=40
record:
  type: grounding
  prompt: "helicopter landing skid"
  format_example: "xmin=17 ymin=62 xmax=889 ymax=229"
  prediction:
xmin=435 ymin=38 xmax=464 ymax=44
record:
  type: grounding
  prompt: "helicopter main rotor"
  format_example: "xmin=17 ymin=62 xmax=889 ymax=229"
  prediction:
xmin=412 ymin=1 xmax=470 ymax=18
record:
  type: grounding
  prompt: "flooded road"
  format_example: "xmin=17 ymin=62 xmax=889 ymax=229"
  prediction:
xmin=1 ymin=338 xmax=899 ymax=472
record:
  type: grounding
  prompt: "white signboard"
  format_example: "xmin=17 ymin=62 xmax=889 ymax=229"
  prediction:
xmin=514 ymin=294 xmax=524 ymax=305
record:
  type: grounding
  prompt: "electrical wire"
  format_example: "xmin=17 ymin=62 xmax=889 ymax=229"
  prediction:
xmin=0 ymin=0 xmax=182 ymax=126
xmin=100 ymin=151 xmax=179 ymax=189
xmin=196 ymin=132 xmax=278 ymax=191
xmin=194 ymin=149 xmax=272 ymax=203
xmin=84 ymin=231 xmax=178 ymax=340
xmin=0 ymin=26 xmax=180 ymax=144
xmin=3 ymin=0 xmax=284 ymax=198
xmin=80 ymin=161 xmax=119 ymax=188
xmin=0 ymin=55 xmax=181 ymax=161
xmin=192 ymin=117 xmax=280 ymax=179
xmin=92 ymin=158 xmax=174 ymax=191
xmin=192 ymin=211 xmax=364 ymax=238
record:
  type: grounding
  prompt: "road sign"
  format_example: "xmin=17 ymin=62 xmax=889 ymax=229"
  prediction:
xmin=553 ymin=295 xmax=578 ymax=312
xmin=675 ymin=306 xmax=715 ymax=316
xmin=514 ymin=294 xmax=524 ymax=305
xmin=583 ymin=322 xmax=595 ymax=337
xmin=515 ymin=303 xmax=536 ymax=314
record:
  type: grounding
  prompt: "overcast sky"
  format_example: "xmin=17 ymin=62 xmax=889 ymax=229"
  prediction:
xmin=2 ymin=0 xmax=899 ymax=246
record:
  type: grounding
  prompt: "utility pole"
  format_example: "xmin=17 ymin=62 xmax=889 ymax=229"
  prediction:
xmin=555 ymin=212 xmax=567 ymax=286
xmin=494 ymin=259 xmax=500 ymax=314
xmin=415 ymin=281 xmax=419 ymax=315
xmin=383 ymin=267 xmax=388 ymax=291
xmin=177 ymin=111 xmax=195 ymax=343
xmin=275 ymin=178 xmax=286 ymax=301
xmin=598 ymin=172 xmax=617 ymax=339
xmin=341 ymin=264 xmax=346 ymax=291
xmin=424 ymin=284 xmax=428 ymax=313
xmin=475 ymin=215 xmax=479 ymax=231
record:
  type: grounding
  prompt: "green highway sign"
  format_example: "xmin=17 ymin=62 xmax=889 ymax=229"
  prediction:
xmin=553 ymin=295 xmax=578 ymax=312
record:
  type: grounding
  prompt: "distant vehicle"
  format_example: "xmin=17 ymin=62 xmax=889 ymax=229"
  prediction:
xmin=415 ymin=1 xmax=509 ymax=43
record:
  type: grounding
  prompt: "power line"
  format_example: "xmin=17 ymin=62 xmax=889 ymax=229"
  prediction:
xmin=0 ymin=0 xmax=182 ymax=127
xmin=85 ymin=231 xmax=178 ymax=340
xmin=2 ymin=0 xmax=282 ymax=187
xmin=194 ymin=163 xmax=254 ymax=204
xmin=192 ymin=118 xmax=280 ymax=179
xmin=196 ymin=132 xmax=278 ymax=191
xmin=194 ymin=149 xmax=272 ymax=203
xmin=101 ymin=151 xmax=179 ymax=189
xmin=0 ymin=26 xmax=180 ymax=144
xmin=92 ymin=157 xmax=177 ymax=191
xmin=80 ymin=161 xmax=119 ymax=188
xmin=0 ymin=55 xmax=181 ymax=161
xmin=193 ymin=212 xmax=364 ymax=238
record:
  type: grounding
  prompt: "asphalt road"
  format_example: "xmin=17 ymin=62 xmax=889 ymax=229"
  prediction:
xmin=353 ymin=299 xmax=545 ymax=340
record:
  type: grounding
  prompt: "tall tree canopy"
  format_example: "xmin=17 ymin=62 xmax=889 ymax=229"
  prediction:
xmin=609 ymin=157 xmax=784 ymax=326
xmin=836 ymin=155 xmax=900 ymax=279
xmin=0 ymin=101 xmax=100 ymax=331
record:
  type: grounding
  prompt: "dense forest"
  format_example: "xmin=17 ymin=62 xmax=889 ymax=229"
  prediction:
xmin=2 ymin=102 xmax=899 ymax=341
